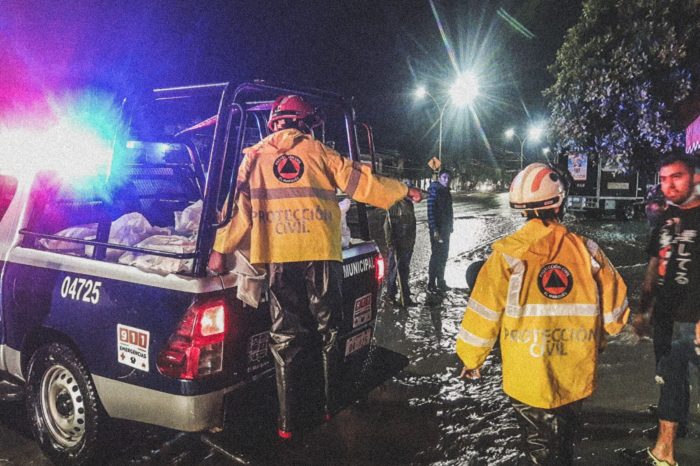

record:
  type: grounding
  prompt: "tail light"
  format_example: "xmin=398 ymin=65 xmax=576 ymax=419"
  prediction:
xmin=374 ymin=254 xmax=385 ymax=284
xmin=157 ymin=296 xmax=229 ymax=380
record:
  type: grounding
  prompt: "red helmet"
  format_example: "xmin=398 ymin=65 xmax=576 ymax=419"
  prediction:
xmin=267 ymin=95 xmax=319 ymax=130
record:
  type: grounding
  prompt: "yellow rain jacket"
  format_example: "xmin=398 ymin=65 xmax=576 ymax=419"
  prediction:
xmin=456 ymin=219 xmax=629 ymax=409
xmin=213 ymin=128 xmax=408 ymax=264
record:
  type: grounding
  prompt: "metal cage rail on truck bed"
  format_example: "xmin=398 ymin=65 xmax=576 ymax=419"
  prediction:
xmin=17 ymin=81 xmax=373 ymax=275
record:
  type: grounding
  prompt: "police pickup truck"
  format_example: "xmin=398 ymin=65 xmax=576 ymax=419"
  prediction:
xmin=0 ymin=81 xmax=402 ymax=464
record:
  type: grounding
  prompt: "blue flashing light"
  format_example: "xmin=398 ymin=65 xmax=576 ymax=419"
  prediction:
xmin=0 ymin=89 xmax=125 ymax=187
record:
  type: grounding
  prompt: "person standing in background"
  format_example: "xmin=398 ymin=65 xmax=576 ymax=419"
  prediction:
xmin=427 ymin=169 xmax=453 ymax=293
xmin=384 ymin=180 xmax=417 ymax=306
xmin=632 ymin=154 xmax=700 ymax=466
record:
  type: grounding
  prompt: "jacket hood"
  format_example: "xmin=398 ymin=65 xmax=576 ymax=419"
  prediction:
xmin=243 ymin=128 xmax=307 ymax=155
xmin=493 ymin=219 xmax=569 ymax=261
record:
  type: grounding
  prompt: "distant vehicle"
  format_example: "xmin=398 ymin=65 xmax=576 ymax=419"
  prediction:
xmin=0 ymin=81 xmax=405 ymax=464
xmin=561 ymin=153 xmax=654 ymax=220
xmin=644 ymin=183 xmax=667 ymax=228
xmin=475 ymin=180 xmax=494 ymax=193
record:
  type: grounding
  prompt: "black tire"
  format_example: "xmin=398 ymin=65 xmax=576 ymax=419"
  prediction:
xmin=25 ymin=343 xmax=105 ymax=465
xmin=615 ymin=204 xmax=636 ymax=221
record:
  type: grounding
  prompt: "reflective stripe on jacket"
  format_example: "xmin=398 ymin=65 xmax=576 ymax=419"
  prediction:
xmin=213 ymin=128 xmax=408 ymax=264
xmin=456 ymin=219 xmax=629 ymax=409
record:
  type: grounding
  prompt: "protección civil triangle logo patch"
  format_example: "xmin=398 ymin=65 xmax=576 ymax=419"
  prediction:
xmin=273 ymin=154 xmax=304 ymax=183
xmin=537 ymin=263 xmax=573 ymax=299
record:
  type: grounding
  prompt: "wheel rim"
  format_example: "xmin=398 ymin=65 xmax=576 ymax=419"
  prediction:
xmin=40 ymin=364 xmax=86 ymax=447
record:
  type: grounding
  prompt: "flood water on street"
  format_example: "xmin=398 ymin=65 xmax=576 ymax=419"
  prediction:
xmin=0 ymin=192 xmax=697 ymax=465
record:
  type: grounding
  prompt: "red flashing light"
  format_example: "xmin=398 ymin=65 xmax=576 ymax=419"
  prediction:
xmin=157 ymin=297 xmax=229 ymax=380
xmin=374 ymin=254 xmax=385 ymax=284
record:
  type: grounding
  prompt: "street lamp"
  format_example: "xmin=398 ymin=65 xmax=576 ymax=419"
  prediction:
xmin=449 ymin=73 xmax=479 ymax=107
xmin=504 ymin=124 xmax=545 ymax=169
xmin=414 ymin=74 xmax=479 ymax=162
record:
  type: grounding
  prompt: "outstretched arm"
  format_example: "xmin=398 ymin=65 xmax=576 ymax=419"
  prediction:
xmin=632 ymin=257 xmax=658 ymax=337
xmin=407 ymin=187 xmax=422 ymax=203
xmin=324 ymin=146 xmax=410 ymax=210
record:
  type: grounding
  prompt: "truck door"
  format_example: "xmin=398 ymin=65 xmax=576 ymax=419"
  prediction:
xmin=0 ymin=175 xmax=20 ymax=348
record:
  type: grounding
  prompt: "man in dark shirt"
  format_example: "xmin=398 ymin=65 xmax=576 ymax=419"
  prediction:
xmin=633 ymin=153 xmax=700 ymax=466
xmin=427 ymin=169 xmax=454 ymax=293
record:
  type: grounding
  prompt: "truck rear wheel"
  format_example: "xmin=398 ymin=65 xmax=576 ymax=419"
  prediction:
xmin=26 ymin=343 xmax=105 ymax=465
xmin=616 ymin=204 xmax=636 ymax=221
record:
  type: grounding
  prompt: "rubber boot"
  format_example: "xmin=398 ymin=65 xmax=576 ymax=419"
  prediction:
xmin=321 ymin=330 xmax=339 ymax=422
xmin=274 ymin=362 xmax=295 ymax=441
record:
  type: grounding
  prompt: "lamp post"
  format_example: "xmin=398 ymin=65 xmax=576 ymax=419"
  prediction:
xmin=542 ymin=147 xmax=551 ymax=163
xmin=414 ymin=86 xmax=447 ymax=162
xmin=505 ymin=125 xmax=544 ymax=169
xmin=414 ymin=73 xmax=479 ymax=163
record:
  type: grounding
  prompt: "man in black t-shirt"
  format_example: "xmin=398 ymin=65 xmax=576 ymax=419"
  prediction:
xmin=633 ymin=154 xmax=700 ymax=466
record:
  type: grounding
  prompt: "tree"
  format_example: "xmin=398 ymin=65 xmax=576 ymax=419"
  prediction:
xmin=545 ymin=0 xmax=700 ymax=172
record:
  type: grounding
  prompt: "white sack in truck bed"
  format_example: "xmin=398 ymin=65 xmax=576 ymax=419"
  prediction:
xmin=39 ymin=224 xmax=98 ymax=252
xmin=84 ymin=212 xmax=170 ymax=260
xmin=118 ymin=235 xmax=195 ymax=274
xmin=40 ymin=212 xmax=169 ymax=257
xmin=173 ymin=200 xmax=202 ymax=233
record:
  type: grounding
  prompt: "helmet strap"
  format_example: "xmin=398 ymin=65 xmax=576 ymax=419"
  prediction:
xmin=297 ymin=119 xmax=313 ymax=134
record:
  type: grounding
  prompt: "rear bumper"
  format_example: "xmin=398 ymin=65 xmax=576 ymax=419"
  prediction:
xmin=566 ymin=196 xmax=597 ymax=211
xmin=93 ymin=375 xmax=230 ymax=431
xmin=92 ymin=345 xmax=408 ymax=433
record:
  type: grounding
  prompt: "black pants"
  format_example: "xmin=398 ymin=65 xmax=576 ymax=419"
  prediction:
xmin=268 ymin=260 xmax=343 ymax=432
xmin=511 ymin=399 xmax=583 ymax=466
xmin=653 ymin=312 xmax=689 ymax=427
xmin=657 ymin=323 xmax=699 ymax=423
xmin=653 ymin=311 xmax=674 ymax=364
xmin=387 ymin=246 xmax=413 ymax=301
xmin=428 ymin=235 xmax=450 ymax=288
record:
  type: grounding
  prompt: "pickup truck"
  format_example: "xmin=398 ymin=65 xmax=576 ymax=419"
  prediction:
xmin=0 ymin=81 xmax=404 ymax=464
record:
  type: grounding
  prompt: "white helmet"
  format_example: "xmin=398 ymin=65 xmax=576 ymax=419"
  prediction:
xmin=509 ymin=163 xmax=566 ymax=212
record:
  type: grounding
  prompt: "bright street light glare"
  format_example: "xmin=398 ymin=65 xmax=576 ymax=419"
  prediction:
xmin=527 ymin=125 xmax=544 ymax=141
xmin=504 ymin=128 xmax=515 ymax=139
xmin=449 ymin=72 xmax=479 ymax=106
xmin=414 ymin=86 xmax=427 ymax=99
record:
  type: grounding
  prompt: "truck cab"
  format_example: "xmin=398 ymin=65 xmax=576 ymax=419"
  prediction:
xmin=0 ymin=81 xmax=403 ymax=464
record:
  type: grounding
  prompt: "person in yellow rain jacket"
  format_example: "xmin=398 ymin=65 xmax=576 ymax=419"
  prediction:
xmin=456 ymin=163 xmax=629 ymax=465
xmin=209 ymin=95 xmax=421 ymax=441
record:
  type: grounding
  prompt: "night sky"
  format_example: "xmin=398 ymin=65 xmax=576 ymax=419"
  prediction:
xmin=2 ymin=0 xmax=582 ymax=171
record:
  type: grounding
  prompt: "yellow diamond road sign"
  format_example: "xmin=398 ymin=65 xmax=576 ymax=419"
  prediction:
xmin=427 ymin=157 xmax=441 ymax=171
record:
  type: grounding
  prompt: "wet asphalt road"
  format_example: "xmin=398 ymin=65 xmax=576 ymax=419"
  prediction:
xmin=1 ymin=192 xmax=698 ymax=465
